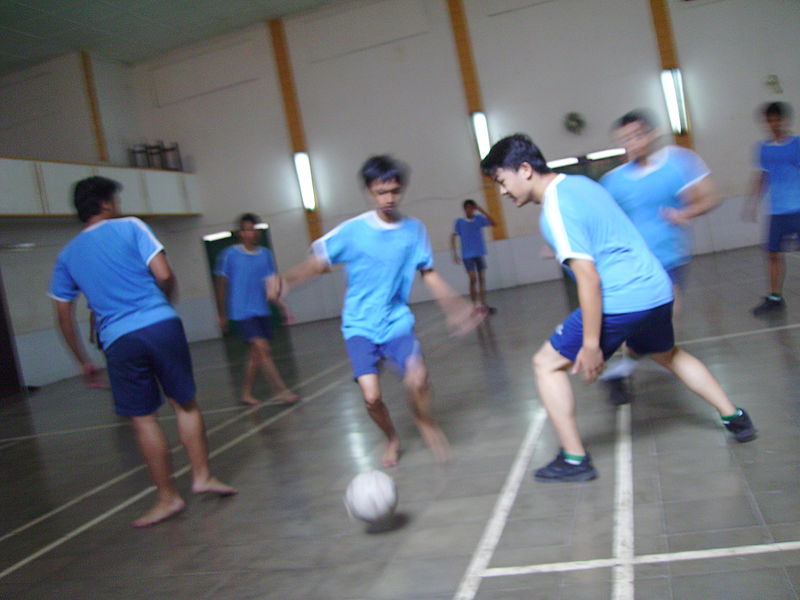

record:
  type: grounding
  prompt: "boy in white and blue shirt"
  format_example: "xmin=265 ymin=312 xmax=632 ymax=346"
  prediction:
xmin=481 ymin=134 xmax=756 ymax=482
xmin=50 ymin=176 xmax=235 ymax=528
xmin=451 ymin=199 xmax=496 ymax=312
xmin=275 ymin=156 xmax=481 ymax=467
xmin=214 ymin=213 xmax=297 ymax=405
xmin=744 ymin=102 xmax=800 ymax=315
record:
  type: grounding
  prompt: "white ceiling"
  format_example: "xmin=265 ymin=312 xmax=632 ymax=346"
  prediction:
xmin=0 ymin=0 xmax=343 ymax=76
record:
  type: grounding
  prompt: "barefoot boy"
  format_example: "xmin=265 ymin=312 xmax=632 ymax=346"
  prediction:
xmin=51 ymin=176 xmax=236 ymax=526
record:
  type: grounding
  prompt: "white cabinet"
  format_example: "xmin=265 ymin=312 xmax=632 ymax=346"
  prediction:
xmin=0 ymin=157 xmax=201 ymax=217
xmin=0 ymin=158 xmax=41 ymax=214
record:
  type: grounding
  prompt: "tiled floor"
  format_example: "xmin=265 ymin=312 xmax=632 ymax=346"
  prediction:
xmin=1 ymin=246 xmax=799 ymax=599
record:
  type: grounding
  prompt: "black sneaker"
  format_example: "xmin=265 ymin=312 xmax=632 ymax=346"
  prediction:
xmin=605 ymin=377 xmax=632 ymax=406
xmin=752 ymin=296 xmax=785 ymax=316
xmin=534 ymin=450 xmax=597 ymax=482
xmin=723 ymin=409 xmax=757 ymax=443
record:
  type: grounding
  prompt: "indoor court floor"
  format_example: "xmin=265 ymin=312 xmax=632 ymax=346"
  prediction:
xmin=1 ymin=245 xmax=799 ymax=600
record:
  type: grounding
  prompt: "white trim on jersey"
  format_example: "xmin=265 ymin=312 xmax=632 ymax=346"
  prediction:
xmin=543 ymin=174 xmax=594 ymax=265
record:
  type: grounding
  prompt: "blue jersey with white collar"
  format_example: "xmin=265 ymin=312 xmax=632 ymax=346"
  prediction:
xmin=215 ymin=245 xmax=276 ymax=320
xmin=758 ymin=136 xmax=800 ymax=215
xmin=539 ymin=174 xmax=673 ymax=314
xmin=312 ymin=211 xmax=433 ymax=343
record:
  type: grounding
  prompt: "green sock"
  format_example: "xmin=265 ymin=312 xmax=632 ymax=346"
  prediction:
xmin=721 ymin=408 xmax=742 ymax=422
xmin=563 ymin=452 xmax=585 ymax=465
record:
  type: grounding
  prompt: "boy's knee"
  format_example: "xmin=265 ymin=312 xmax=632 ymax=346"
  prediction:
xmin=363 ymin=392 xmax=382 ymax=406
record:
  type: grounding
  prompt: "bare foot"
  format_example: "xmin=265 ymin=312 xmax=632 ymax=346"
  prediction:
xmin=192 ymin=476 xmax=238 ymax=496
xmin=381 ymin=437 xmax=401 ymax=467
xmin=419 ymin=423 xmax=452 ymax=463
xmin=132 ymin=496 xmax=186 ymax=528
xmin=240 ymin=394 xmax=261 ymax=406
xmin=276 ymin=390 xmax=300 ymax=404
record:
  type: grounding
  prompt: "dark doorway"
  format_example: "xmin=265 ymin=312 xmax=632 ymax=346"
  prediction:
xmin=0 ymin=267 xmax=24 ymax=399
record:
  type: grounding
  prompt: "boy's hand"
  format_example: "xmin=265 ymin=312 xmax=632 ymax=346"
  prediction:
xmin=452 ymin=254 xmax=461 ymax=265
xmin=445 ymin=300 xmax=485 ymax=336
xmin=571 ymin=345 xmax=604 ymax=384
xmin=82 ymin=362 xmax=109 ymax=389
xmin=217 ymin=315 xmax=228 ymax=332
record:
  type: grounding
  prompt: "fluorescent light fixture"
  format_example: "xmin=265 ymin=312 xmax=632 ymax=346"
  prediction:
xmin=546 ymin=157 xmax=579 ymax=169
xmin=293 ymin=152 xmax=317 ymax=211
xmin=660 ymin=68 xmax=688 ymax=135
xmin=255 ymin=223 xmax=269 ymax=229
xmin=203 ymin=231 xmax=232 ymax=242
xmin=471 ymin=112 xmax=491 ymax=159
xmin=586 ymin=148 xmax=626 ymax=161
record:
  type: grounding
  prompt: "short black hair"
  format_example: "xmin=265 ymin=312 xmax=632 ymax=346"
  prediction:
xmin=480 ymin=134 xmax=552 ymax=177
xmin=463 ymin=199 xmax=477 ymax=209
xmin=72 ymin=176 xmax=121 ymax=223
xmin=359 ymin=155 xmax=408 ymax=188
xmin=236 ymin=212 xmax=261 ymax=229
xmin=613 ymin=109 xmax=656 ymax=131
xmin=763 ymin=101 xmax=793 ymax=120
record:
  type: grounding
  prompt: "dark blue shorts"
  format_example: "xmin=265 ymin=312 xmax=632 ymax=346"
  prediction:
xmin=463 ymin=256 xmax=486 ymax=272
xmin=767 ymin=211 xmax=800 ymax=252
xmin=234 ymin=315 xmax=272 ymax=341
xmin=550 ymin=302 xmax=675 ymax=362
xmin=667 ymin=264 xmax=690 ymax=291
xmin=345 ymin=333 xmax=423 ymax=380
xmin=104 ymin=318 xmax=196 ymax=417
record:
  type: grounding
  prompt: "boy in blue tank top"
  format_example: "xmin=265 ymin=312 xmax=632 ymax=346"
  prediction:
xmin=481 ymin=135 xmax=756 ymax=483
xmin=214 ymin=213 xmax=297 ymax=405
xmin=50 ymin=177 xmax=235 ymax=527
xmin=274 ymin=156 xmax=482 ymax=467
xmin=743 ymin=102 xmax=800 ymax=315
xmin=451 ymin=199 xmax=497 ymax=313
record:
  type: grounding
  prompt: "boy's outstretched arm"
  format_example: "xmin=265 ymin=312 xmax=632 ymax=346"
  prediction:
xmin=568 ymin=258 xmax=604 ymax=383
xmin=419 ymin=269 xmax=484 ymax=335
xmin=270 ymin=255 xmax=329 ymax=301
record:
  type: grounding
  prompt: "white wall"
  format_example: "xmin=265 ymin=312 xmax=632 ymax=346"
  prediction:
xmin=92 ymin=58 xmax=143 ymax=166
xmin=0 ymin=53 xmax=97 ymax=163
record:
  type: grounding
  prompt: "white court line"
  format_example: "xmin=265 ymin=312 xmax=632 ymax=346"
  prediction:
xmin=0 ymin=375 xmax=345 ymax=581
xmin=482 ymin=540 xmax=800 ymax=578
xmin=611 ymin=404 xmax=634 ymax=600
xmin=679 ymin=322 xmax=800 ymax=346
xmin=0 ymin=358 xmax=349 ymax=546
xmin=452 ymin=408 xmax=548 ymax=600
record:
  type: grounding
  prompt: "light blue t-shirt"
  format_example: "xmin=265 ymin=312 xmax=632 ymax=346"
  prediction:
xmin=454 ymin=214 xmax=490 ymax=258
xmin=601 ymin=145 xmax=709 ymax=271
xmin=540 ymin=174 xmax=673 ymax=314
xmin=758 ymin=136 xmax=800 ymax=215
xmin=49 ymin=217 xmax=178 ymax=348
xmin=214 ymin=245 xmax=276 ymax=320
xmin=312 ymin=211 xmax=434 ymax=343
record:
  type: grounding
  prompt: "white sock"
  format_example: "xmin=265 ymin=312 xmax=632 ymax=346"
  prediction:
xmin=600 ymin=355 xmax=639 ymax=380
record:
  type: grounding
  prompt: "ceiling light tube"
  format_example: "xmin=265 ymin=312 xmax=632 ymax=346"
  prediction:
xmin=586 ymin=148 xmax=626 ymax=161
xmin=547 ymin=157 xmax=579 ymax=169
xmin=471 ymin=112 xmax=491 ymax=159
xmin=203 ymin=231 xmax=233 ymax=242
xmin=661 ymin=68 xmax=688 ymax=135
xmin=293 ymin=152 xmax=317 ymax=211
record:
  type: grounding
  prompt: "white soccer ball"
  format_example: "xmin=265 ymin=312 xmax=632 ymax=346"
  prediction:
xmin=344 ymin=470 xmax=398 ymax=523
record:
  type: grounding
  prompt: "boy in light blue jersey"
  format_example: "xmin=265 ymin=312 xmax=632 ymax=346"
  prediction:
xmin=274 ymin=156 xmax=481 ymax=467
xmin=214 ymin=213 xmax=297 ymax=406
xmin=599 ymin=110 xmax=720 ymax=397
xmin=50 ymin=176 xmax=235 ymax=527
xmin=481 ymin=134 xmax=756 ymax=482
xmin=451 ymin=199 xmax=497 ymax=313
xmin=744 ymin=102 xmax=800 ymax=315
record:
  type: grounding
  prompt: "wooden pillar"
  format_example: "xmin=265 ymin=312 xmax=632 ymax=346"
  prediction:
xmin=649 ymin=0 xmax=693 ymax=149
xmin=445 ymin=0 xmax=507 ymax=240
xmin=268 ymin=19 xmax=322 ymax=242
xmin=79 ymin=51 xmax=109 ymax=162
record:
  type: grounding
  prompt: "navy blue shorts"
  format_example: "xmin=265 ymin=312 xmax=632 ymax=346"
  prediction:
xmin=345 ymin=333 xmax=423 ymax=380
xmin=550 ymin=302 xmax=675 ymax=362
xmin=234 ymin=315 xmax=272 ymax=341
xmin=666 ymin=264 xmax=690 ymax=291
xmin=463 ymin=256 xmax=486 ymax=272
xmin=767 ymin=211 xmax=800 ymax=252
xmin=104 ymin=318 xmax=196 ymax=417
